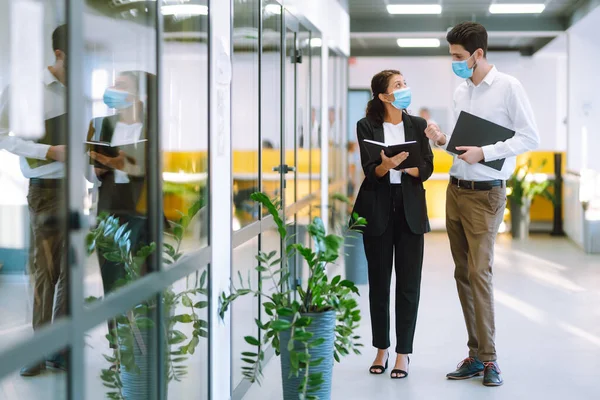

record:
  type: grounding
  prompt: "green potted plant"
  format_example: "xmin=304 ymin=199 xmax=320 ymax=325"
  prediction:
xmin=507 ymin=159 xmax=555 ymax=239
xmin=219 ymin=192 xmax=366 ymax=400
xmin=86 ymin=199 xmax=208 ymax=400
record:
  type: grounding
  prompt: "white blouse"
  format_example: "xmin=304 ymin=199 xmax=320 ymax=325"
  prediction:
xmin=111 ymin=122 xmax=143 ymax=184
xmin=383 ymin=121 xmax=405 ymax=184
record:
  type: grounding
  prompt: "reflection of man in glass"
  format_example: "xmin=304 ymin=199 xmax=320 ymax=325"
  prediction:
xmin=0 ymin=24 xmax=69 ymax=376
xmin=310 ymin=107 xmax=320 ymax=148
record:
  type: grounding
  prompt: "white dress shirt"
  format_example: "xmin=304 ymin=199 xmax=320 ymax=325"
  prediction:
xmin=437 ymin=66 xmax=539 ymax=181
xmin=111 ymin=121 xmax=143 ymax=184
xmin=0 ymin=69 xmax=66 ymax=179
xmin=383 ymin=121 xmax=405 ymax=184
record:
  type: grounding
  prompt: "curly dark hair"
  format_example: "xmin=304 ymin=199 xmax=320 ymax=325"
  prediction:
xmin=365 ymin=69 xmax=401 ymax=125
xmin=446 ymin=22 xmax=488 ymax=57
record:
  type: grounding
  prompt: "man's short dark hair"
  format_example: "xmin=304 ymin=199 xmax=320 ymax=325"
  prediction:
xmin=446 ymin=22 xmax=488 ymax=57
xmin=52 ymin=24 xmax=67 ymax=53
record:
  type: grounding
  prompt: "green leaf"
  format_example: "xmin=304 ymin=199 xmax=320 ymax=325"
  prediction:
xmin=182 ymin=295 xmax=193 ymax=307
xmin=169 ymin=330 xmax=188 ymax=345
xmin=193 ymin=301 xmax=209 ymax=309
xmin=134 ymin=316 xmax=154 ymax=329
xmin=163 ymin=243 xmax=177 ymax=257
xmin=172 ymin=314 xmax=193 ymax=323
xmin=187 ymin=336 xmax=200 ymax=355
xmin=174 ymin=226 xmax=184 ymax=241
xmin=308 ymin=337 xmax=325 ymax=348
xmin=103 ymin=251 xmax=122 ymax=263
xmin=276 ymin=308 xmax=294 ymax=317
xmin=244 ymin=336 xmax=260 ymax=346
xmin=270 ymin=319 xmax=292 ymax=331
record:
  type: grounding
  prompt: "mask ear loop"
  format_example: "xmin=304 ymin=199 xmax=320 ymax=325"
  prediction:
xmin=470 ymin=51 xmax=480 ymax=71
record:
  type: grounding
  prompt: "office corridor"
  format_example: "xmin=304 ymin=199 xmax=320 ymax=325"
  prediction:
xmin=243 ymin=233 xmax=600 ymax=400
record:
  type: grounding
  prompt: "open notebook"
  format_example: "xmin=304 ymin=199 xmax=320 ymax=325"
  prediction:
xmin=85 ymin=139 xmax=147 ymax=169
xmin=362 ymin=139 xmax=420 ymax=170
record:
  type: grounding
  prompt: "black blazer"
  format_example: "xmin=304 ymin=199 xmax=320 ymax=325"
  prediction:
xmin=351 ymin=113 xmax=434 ymax=237
xmin=92 ymin=115 xmax=147 ymax=217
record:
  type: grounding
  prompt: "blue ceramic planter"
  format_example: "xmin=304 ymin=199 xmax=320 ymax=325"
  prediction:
xmin=120 ymin=329 xmax=156 ymax=400
xmin=279 ymin=311 xmax=336 ymax=400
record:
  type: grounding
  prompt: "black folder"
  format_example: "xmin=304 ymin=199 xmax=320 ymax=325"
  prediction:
xmin=86 ymin=139 xmax=147 ymax=168
xmin=447 ymin=111 xmax=515 ymax=171
xmin=362 ymin=139 xmax=420 ymax=170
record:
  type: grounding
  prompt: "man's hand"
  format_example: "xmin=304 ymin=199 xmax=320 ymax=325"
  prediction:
xmin=90 ymin=150 xmax=126 ymax=171
xmin=424 ymin=123 xmax=446 ymax=146
xmin=456 ymin=146 xmax=484 ymax=164
xmin=47 ymin=145 xmax=66 ymax=162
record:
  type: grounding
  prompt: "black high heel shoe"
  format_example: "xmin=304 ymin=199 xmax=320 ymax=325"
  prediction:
xmin=369 ymin=352 xmax=389 ymax=375
xmin=390 ymin=356 xmax=410 ymax=379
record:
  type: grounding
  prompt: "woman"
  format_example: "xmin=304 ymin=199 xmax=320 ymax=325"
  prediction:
xmin=351 ymin=70 xmax=433 ymax=379
xmin=89 ymin=71 xmax=154 ymax=294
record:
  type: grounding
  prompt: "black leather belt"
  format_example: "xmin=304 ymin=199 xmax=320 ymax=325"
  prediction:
xmin=450 ymin=176 xmax=505 ymax=191
xmin=29 ymin=178 xmax=64 ymax=188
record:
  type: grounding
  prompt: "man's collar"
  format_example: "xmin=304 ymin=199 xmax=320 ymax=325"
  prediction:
xmin=43 ymin=67 xmax=62 ymax=87
xmin=466 ymin=65 xmax=498 ymax=87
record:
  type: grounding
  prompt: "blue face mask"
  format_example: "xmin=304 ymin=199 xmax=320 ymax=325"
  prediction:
xmin=103 ymin=88 xmax=133 ymax=109
xmin=452 ymin=54 xmax=476 ymax=79
xmin=389 ymin=87 xmax=412 ymax=110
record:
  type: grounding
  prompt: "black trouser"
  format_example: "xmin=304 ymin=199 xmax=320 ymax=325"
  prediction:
xmin=362 ymin=186 xmax=424 ymax=354
xmin=97 ymin=214 xmax=149 ymax=345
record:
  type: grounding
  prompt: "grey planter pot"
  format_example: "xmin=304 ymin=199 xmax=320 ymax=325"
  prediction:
xmin=510 ymin=197 xmax=531 ymax=239
xmin=279 ymin=311 xmax=336 ymax=400
xmin=343 ymin=232 xmax=368 ymax=285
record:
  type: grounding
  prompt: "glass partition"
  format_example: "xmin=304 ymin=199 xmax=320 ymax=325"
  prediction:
xmin=232 ymin=0 xmax=260 ymax=231
xmin=0 ymin=0 xmax=69 ymax=384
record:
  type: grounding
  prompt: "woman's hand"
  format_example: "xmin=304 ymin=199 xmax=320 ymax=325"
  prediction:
xmin=375 ymin=150 xmax=409 ymax=178
xmin=90 ymin=150 xmax=126 ymax=171
xmin=401 ymin=167 xmax=420 ymax=178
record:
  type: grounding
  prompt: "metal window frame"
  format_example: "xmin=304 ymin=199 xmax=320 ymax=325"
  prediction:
xmin=0 ymin=2 xmax=214 ymax=400
xmin=229 ymin=3 xmax=322 ymax=400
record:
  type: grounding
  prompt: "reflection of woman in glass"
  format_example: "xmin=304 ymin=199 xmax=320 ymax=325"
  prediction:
xmin=88 ymin=71 xmax=155 ymax=297
xmin=351 ymin=70 xmax=433 ymax=379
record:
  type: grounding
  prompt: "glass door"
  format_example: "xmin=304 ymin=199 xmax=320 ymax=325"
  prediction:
xmin=282 ymin=11 xmax=299 ymax=290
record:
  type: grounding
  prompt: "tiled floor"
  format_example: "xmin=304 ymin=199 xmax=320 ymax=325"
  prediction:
xmin=242 ymin=233 xmax=600 ymax=400
xmin=1 ymin=232 xmax=599 ymax=399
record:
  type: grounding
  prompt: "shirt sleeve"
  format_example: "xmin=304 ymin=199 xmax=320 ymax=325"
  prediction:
xmin=432 ymin=96 xmax=458 ymax=152
xmin=481 ymin=80 xmax=540 ymax=162
xmin=0 ymin=86 xmax=51 ymax=160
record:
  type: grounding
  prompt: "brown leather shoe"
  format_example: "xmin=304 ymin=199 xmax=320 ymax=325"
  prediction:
xmin=20 ymin=363 xmax=45 ymax=377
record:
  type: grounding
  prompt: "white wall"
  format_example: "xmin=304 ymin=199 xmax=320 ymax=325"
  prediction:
xmin=349 ymin=52 xmax=568 ymax=152
xmin=285 ymin=0 xmax=350 ymax=55
xmin=567 ymin=7 xmax=600 ymax=173
xmin=563 ymin=6 xmax=600 ymax=250
xmin=349 ymin=57 xmax=456 ymax=131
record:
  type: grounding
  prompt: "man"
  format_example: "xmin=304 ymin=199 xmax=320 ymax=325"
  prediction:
xmin=424 ymin=22 xmax=539 ymax=387
xmin=0 ymin=24 xmax=69 ymax=376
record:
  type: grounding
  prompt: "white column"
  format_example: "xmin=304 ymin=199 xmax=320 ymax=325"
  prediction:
xmin=209 ymin=0 xmax=232 ymax=398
